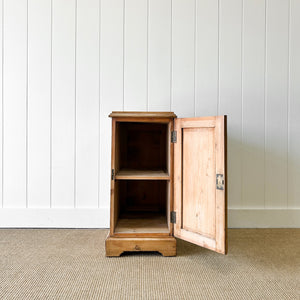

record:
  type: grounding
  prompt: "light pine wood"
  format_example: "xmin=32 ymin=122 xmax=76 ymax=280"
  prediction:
xmin=109 ymin=111 xmax=177 ymax=118
xmin=167 ymin=120 xmax=174 ymax=234
xmin=105 ymin=235 xmax=176 ymax=257
xmin=114 ymin=215 xmax=169 ymax=235
xmin=110 ymin=119 xmax=117 ymax=236
xmin=107 ymin=112 xmax=227 ymax=256
xmin=115 ymin=169 xmax=170 ymax=180
xmin=216 ymin=115 xmax=228 ymax=253
xmin=108 ymin=114 xmax=175 ymax=256
xmin=115 ymin=122 xmax=168 ymax=171
xmin=174 ymin=116 xmax=227 ymax=254
xmin=112 ymin=117 xmax=175 ymax=124
xmin=182 ymin=127 xmax=216 ymax=239
xmin=117 ymin=180 xmax=167 ymax=214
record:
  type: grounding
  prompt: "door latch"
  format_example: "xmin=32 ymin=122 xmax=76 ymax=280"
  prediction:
xmin=216 ymin=174 xmax=224 ymax=190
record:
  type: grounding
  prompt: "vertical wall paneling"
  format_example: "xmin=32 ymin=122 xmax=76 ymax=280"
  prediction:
xmin=288 ymin=0 xmax=300 ymax=208
xmin=0 ymin=1 xmax=299 ymax=227
xmin=124 ymin=0 xmax=148 ymax=110
xmin=241 ymin=0 xmax=265 ymax=208
xmin=99 ymin=0 xmax=124 ymax=208
xmin=265 ymin=0 xmax=289 ymax=208
xmin=0 ymin=0 xmax=3 ymax=207
xmin=27 ymin=0 xmax=51 ymax=208
xmin=148 ymin=0 xmax=171 ymax=111
xmin=75 ymin=0 xmax=99 ymax=208
xmin=3 ymin=0 xmax=27 ymax=207
xmin=172 ymin=0 xmax=195 ymax=117
xmin=195 ymin=0 xmax=218 ymax=117
xmin=219 ymin=0 xmax=243 ymax=208
xmin=52 ymin=0 xmax=76 ymax=208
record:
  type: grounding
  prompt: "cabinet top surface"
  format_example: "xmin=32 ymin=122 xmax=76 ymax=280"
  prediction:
xmin=109 ymin=111 xmax=177 ymax=118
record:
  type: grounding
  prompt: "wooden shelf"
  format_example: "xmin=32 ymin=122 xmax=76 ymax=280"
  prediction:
xmin=114 ymin=214 xmax=169 ymax=235
xmin=115 ymin=169 xmax=170 ymax=180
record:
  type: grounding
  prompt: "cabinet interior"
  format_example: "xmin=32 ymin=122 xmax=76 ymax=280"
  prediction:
xmin=115 ymin=122 xmax=169 ymax=174
xmin=113 ymin=121 xmax=171 ymax=235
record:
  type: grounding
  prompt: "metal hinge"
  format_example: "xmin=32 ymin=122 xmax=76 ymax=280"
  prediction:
xmin=216 ymin=174 xmax=224 ymax=190
xmin=171 ymin=211 xmax=176 ymax=224
xmin=171 ymin=131 xmax=177 ymax=143
xmin=111 ymin=169 xmax=115 ymax=180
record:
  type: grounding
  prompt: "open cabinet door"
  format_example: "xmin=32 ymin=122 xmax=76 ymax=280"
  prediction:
xmin=173 ymin=116 xmax=227 ymax=254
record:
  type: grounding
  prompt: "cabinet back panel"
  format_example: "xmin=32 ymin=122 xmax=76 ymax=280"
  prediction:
xmin=119 ymin=180 xmax=167 ymax=214
xmin=117 ymin=122 xmax=168 ymax=170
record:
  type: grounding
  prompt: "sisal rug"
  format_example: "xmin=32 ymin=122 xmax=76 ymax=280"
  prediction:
xmin=0 ymin=229 xmax=299 ymax=299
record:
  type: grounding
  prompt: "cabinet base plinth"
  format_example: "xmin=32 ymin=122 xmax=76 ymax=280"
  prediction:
xmin=105 ymin=236 xmax=176 ymax=257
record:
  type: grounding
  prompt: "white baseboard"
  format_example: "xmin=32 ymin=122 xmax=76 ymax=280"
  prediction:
xmin=0 ymin=208 xmax=299 ymax=228
xmin=0 ymin=208 xmax=110 ymax=228
xmin=228 ymin=208 xmax=300 ymax=228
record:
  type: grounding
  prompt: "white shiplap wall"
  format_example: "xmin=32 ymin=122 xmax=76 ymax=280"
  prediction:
xmin=0 ymin=0 xmax=299 ymax=228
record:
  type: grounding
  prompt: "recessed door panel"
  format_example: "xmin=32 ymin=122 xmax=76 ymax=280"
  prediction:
xmin=182 ymin=127 xmax=216 ymax=239
xmin=174 ymin=116 xmax=227 ymax=254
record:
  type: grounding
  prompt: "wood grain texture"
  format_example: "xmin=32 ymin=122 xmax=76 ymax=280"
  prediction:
xmin=115 ymin=169 xmax=170 ymax=180
xmin=109 ymin=116 xmax=174 ymax=244
xmin=116 ymin=122 xmax=168 ymax=171
xmin=110 ymin=119 xmax=117 ymax=236
xmin=105 ymin=235 xmax=176 ymax=257
xmin=215 ymin=115 xmax=227 ymax=253
xmin=109 ymin=112 xmax=177 ymax=118
xmin=114 ymin=215 xmax=169 ymax=235
xmin=174 ymin=116 xmax=227 ymax=254
xmin=168 ymin=121 xmax=174 ymax=235
xmin=117 ymin=180 xmax=167 ymax=215
xmin=182 ymin=127 xmax=216 ymax=239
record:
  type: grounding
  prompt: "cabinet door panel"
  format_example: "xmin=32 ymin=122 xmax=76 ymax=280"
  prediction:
xmin=174 ymin=116 xmax=227 ymax=254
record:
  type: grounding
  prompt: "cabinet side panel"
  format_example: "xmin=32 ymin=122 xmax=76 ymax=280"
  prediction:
xmin=110 ymin=119 xmax=117 ymax=235
xmin=168 ymin=121 xmax=174 ymax=234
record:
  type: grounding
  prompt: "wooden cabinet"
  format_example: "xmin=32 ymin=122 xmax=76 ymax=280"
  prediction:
xmin=105 ymin=112 xmax=227 ymax=256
